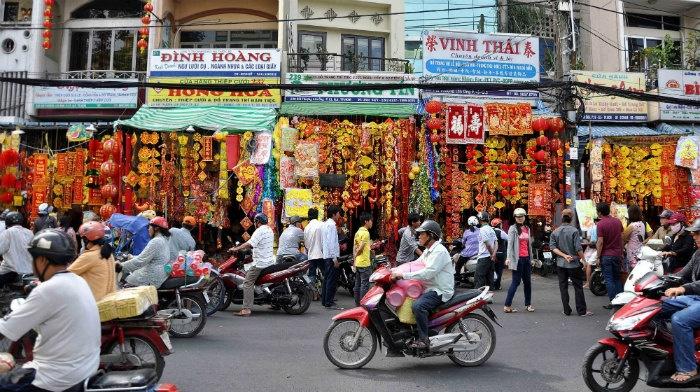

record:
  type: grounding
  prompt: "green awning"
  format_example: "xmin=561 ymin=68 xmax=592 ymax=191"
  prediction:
xmin=280 ymin=102 xmax=417 ymax=118
xmin=114 ymin=106 xmax=277 ymax=132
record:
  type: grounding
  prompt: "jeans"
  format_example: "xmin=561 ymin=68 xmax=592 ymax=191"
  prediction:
xmin=660 ymin=295 xmax=700 ymax=373
xmin=242 ymin=267 xmax=263 ymax=310
xmin=412 ymin=290 xmax=443 ymax=340
xmin=307 ymin=258 xmax=323 ymax=285
xmin=354 ymin=267 xmax=372 ymax=305
xmin=600 ymin=256 xmax=623 ymax=301
xmin=474 ymin=257 xmax=494 ymax=289
xmin=557 ymin=266 xmax=587 ymax=315
xmin=276 ymin=253 xmax=308 ymax=264
xmin=321 ymin=258 xmax=338 ymax=307
xmin=505 ymin=256 xmax=532 ymax=307
xmin=494 ymin=256 xmax=505 ymax=290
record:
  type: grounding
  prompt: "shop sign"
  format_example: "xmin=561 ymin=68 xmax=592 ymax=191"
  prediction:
xmin=658 ymin=69 xmax=700 ymax=121
xmin=284 ymin=73 xmax=419 ymax=104
xmin=422 ymin=30 xmax=540 ymax=83
xmin=146 ymin=77 xmax=281 ymax=107
xmin=446 ymin=104 xmax=485 ymax=144
xmin=149 ymin=49 xmax=281 ymax=77
xmin=33 ymin=82 xmax=138 ymax=109
xmin=571 ymin=71 xmax=647 ymax=122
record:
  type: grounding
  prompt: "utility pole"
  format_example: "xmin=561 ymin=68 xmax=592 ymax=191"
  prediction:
xmin=498 ymin=0 xmax=508 ymax=32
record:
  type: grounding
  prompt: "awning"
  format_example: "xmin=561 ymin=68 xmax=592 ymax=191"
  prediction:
xmin=279 ymin=102 xmax=417 ymax=118
xmin=113 ymin=106 xmax=277 ymax=132
xmin=577 ymin=124 xmax=692 ymax=143
xmin=656 ymin=123 xmax=700 ymax=135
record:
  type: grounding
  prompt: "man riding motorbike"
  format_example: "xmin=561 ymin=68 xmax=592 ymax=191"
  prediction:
xmin=391 ymin=220 xmax=454 ymax=350
xmin=168 ymin=216 xmax=197 ymax=260
xmin=0 ymin=211 xmax=34 ymax=287
xmin=277 ymin=216 xmax=307 ymax=263
xmin=0 ymin=229 xmax=100 ymax=391
xmin=455 ymin=216 xmax=480 ymax=282
xmin=68 ymin=221 xmax=117 ymax=301
xmin=119 ymin=216 xmax=171 ymax=288
xmin=660 ymin=218 xmax=700 ymax=383
xmin=662 ymin=213 xmax=696 ymax=272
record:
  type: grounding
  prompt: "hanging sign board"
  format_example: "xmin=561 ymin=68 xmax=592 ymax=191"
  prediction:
xmin=34 ymin=81 xmax=138 ymax=109
xmin=146 ymin=77 xmax=281 ymax=107
xmin=572 ymin=71 xmax=647 ymax=122
xmin=284 ymin=73 xmax=419 ymax=104
xmin=149 ymin=48 xmax=281 ymax=77
xmin=658 ymin=69 xmax=700 ymax=121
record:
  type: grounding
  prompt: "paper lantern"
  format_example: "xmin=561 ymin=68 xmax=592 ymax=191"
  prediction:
xmin=534 ymin=150 xmax=547 ymax=162
xmin=500 ymin=181 xmax=509 ymax=188
xmin=139 ymin=27 xmax=149 ymax=36
xmin=141 ymin=15 xmax=151 ymax=25
xmin=531 ymin=117 xmax=548 ymax=133
xmin=537 ymin=133 xmax=549 ymax=147
xmin=102 ymin=138 xmax=119 ymax=156
xmin=44 ymin=0 xmax=54 ymax=5
xmin=0 ymin=173 xmax=16 ymax=188
xmin=143 ymin=1 xmax=154 ymax=12
xmin=43 ymin=8 xmax=52 ymax=18
xmin=510 ymin=188 xmax=519 ymax=196
xmin=0 ymin=193 xmax=12 ymax=204
xmin=42 ymin=40 xmax=51 ymax=50
xmin=137 ymin=39 xmax=148 ymax=50
xmin=43 ymin=20 xmax=52 ymax=28
xmin=548 ymin=117 xmax=565 ymax=133
xmin=425 ymin=100 xmax=443 ymax=115
xmin=42 ymin=30 xmax=51 ymax=38
xmin=100 ymin=160 xmax=117 ymax=177
xmin=426 ymin=117 xmax=443 ymax=131
xmin=100 ymin=184 xmax=118 ymax=200
xmin=100 ymin=203 xmax=116 ymax=220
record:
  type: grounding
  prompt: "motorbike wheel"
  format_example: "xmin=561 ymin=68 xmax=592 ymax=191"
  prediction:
xmin=282 ymin=279 xmax=311 ymax=315
xmin=105 ymin=336 xmax=165 ymax=382
xmin=219 ymin=290 xmax=232 ymax=311
xmin=167 ymin=294 xmax=207 ymax=338
xmin=205 ymin=276 xmax=226 ymax=316
xmin=447 ymin=313 xmax=496 ymax=367
xmin=590 ymin=271 xmax=608 ymax=297
xmin=581 ymin=343 xmax=639 ymax=392
xmin=323 ymin=320 xmax=377 ymax=369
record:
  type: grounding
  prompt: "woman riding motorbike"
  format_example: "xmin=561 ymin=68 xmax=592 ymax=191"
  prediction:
xmin=68 ymin=221 xmax=117 ymax=301
xmin=119 ymin=216 xmax=171 ymax=288
xmin=662 ymin=213 xmax=697 ymax=272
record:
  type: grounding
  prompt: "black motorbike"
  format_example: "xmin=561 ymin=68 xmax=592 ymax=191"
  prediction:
xmin=157 ymin=276 xmax=209 ymax=338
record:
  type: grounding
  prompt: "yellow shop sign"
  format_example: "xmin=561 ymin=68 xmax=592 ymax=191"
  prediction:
xmin=146 ymin=77 xmax=280 ymax=107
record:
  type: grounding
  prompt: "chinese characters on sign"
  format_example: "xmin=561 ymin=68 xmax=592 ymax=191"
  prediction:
xmin=446 ymin=104 xmax=485 ymax=144
xmin=572 ymin=71 xmax=647 ymax=122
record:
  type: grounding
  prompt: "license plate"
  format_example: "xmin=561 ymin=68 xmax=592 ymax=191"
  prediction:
xmin=302 ymin=275 xmax=311 ymax=284
xmin=160 ymin=332 xmax=173 ymax=351
xmin=202 ymin=291 xmax=210 ymax=304
xmin=543 ymin=252 xmax=552 ymax=259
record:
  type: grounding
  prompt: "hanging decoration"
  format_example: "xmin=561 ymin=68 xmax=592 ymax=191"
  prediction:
xmin=42 ymin=0 xmax=53 ymax=50
xmin=138 ymin=1 xmax=152 ymax=53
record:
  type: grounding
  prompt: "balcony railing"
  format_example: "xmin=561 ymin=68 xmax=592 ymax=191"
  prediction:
xmin=287 ymin=52 xmax=410 ymax=74
xmin=46 ymin=70 xmax=148 ymax=81
xmin=0 ymin=71 xmax=27 ymax=118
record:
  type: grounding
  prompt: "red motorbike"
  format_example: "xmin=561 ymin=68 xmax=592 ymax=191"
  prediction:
xmin=218 ymin=251 xmax=313 ymax=314
xmin=323 ymin=266 xmax=500 ymax=369
xmin=582 ymin=272 xmax=700 ymax=391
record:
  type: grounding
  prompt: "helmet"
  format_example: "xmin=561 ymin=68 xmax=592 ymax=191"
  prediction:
xmin=78 ymin=221 xmax=106 ymax=242
xmin=477 ymin=211 xmax=490 ymax=222
xmin=467 ymin=216 xmax=479 ymax=226
xmin=668 ymin=213 xmax=686 ymax=225
xmin=416 ymin=220 xmax=442 ymax=239
xmin=5 ymin=211 xmax=22 ymax=227
xmin=686 ymin=218 xmax=700 ymax=233
xmin=289 ymin=216 xmax=302 ymax=224
xmin=139 ymin=210 xmax=157 ymax=220
xmin=491 ymin=218 xmax=502 ymax=227
xmin=182 ymin=216 xmax=196 ymax=226
xmin=254 ymin=213 xmax=268 ymax=225
xmin=38 ymin=203 xmax=51 ymax=216
xmin=149 ymin=216 xmax=169 ymax=230
xmin=514 ymin=208 xmax=527 ymax=217
xmin=28 ymin=229 xmax=76 ymax=265
xmin=0 ymin=209 xmax=10 ymax=221
xmin=659 ymin=209 xmax=674 ymax=219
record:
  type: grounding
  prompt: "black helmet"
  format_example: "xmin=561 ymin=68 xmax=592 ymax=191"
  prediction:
xmin=416 ymin=220 xmax=442 ymax=239
xmin=0 ymin=209 xmax=9 ymax=221
xmin=28 ymin=229 xmax=76 ymax=265
xmin=254 ymin=213 xmax=268 ymax=225
xmin=477 ymin=211 xmax=490 ymax=222
xmin=5 ymin=211 xmax=23 ymax=227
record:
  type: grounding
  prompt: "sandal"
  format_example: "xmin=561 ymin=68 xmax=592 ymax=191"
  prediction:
xmin=526 ymin=306 xmax=535 ymax=312
xmin=670 ymin=371 xmax=698 ymax=383
xmin=503 ymin=307 xmax=518 ymax=313
xmin=236 ymin=309 xmax=252 ymax=317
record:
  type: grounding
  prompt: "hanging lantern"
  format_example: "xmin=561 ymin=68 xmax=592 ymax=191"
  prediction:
xmin=43 ymin=8 xmax=52 ymax=18
xmin=102 ymin=138 xmax=119 ymax=156
xmin=0 ymin=193 xmax=13 ymax=204
xmin=430 ymin=133 xmax=441 ymax=143
xmin=0 ymin=173 xmax=16 ymax=188
xmin=43 ymin=0 xmax=53 ymax=50
xmin=531 ymin=117 xmax=548 ymax=133
xmin=529 ymin=160 xmax=537 ymax=167
xmin=42 ymin=30 xmax=51 ymax=39
xmin=425 ymin=100 xmax=443 ymax=115
xmin=42 ymin=19 xmax=52 ymax=28
xmin=534 ymin=150 xmax=547 ymax=162
xmin=141 ymin=15 xmax=151 ymax=25
xmin=100 ymin=160 xmax=117 ymax=177
xmin=510 ymin=181 xmax=518 ymax=188
xmin=508 ymin=163 xmax=517 ymax=171
xmin=548 ymin=117 xmax=565 ymax=133
xmin=549 ymin=138 xmax=562 ymax=151
xmin=100 ymin=203 xmax=117 ymax=220
xmin=508 ymin=171 xmax=517 ymax=180
xmin=143 ymin=1 xmax=154 ymax=12
xmin=137 ymin=38 xmax=148 ymax=51
xmin=500 ymin=181 xmax=509 ymax=188
xmin=510 ymin=188 xmax=519 ymax=196
xmin=426 ymin=117 xmax=443 ymax=131
xmin=500 ymin=172 xmax=509 ymax=179
xmin=100 ymin=184 xmax=118 ymax=200
xmin=501 ymin=189 xmax=510 ymax=197
xmin=537 ymin=132 xmax=549 ymax=147
xmin=0 ymin=149 xmax=20 ymax=167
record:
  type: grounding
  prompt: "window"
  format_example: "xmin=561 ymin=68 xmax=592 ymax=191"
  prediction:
xmin=626 ymin=13 xmax=680 ymax=31
xmin=626 ymin=36 xmax=681 ymax=71
xmin=3 ymin=2 xmax=19 ymax=22
xmin=69 ymin=29 xmax=145 ymax=73
xmin=179 ymin=30 xmax=277 ymax=48
xmin=341 ymin=35 xmax=385 ymax=71
xmin=71 ymin=0 xmax=143 ymax=19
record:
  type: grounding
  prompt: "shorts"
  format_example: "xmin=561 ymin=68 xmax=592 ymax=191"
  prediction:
xmin=583 ymin=248 xmax=597 ymax=266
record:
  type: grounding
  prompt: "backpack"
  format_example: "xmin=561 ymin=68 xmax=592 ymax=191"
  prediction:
xmin=494 ymin=228 xmax=507 ymax=256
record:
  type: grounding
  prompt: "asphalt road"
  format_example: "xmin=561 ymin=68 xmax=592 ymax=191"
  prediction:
xmin=162 ymin=272 xmax=660 ymax=392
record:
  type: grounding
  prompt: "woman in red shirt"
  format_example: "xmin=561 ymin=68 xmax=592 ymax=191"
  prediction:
xmin=504 ymin=208 xmax=536 ymax=313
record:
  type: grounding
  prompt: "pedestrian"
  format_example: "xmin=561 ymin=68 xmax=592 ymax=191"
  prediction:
xmin=353 ymin=212 xmax=373 ymax=305
xmin=475 ymin=211 xmax=497 ymax=289
xmin=32 ymin=203 xmax=57 ymax=233
xmin=168 ymin=216 xmax=197 ymax=261
xmin=647 ymin=209 xmax=673 ymax=242
xmin=662 ymin=213 xmax=696 ymax=272
xmin=57 ymin=213 xmax=77 ymax=250
xmin=550 ymin=209 xmax=592 ymax=316
xmin=304 ymin=207 xmax=324 ymax=300
xmin=622 ymin=205 xmax=650 ymax=271
xmin=277 ymin=216 xmax=307 ymax=263
xmin=321 ymin=205 xmax=343 ymax=310
xmin=595 ymin=202 xmax=624 ymax=309
xmin=491 ymin=218 xmax=508 ymax=290
xmin=582 ymin=220 xmax=599 ymax=289
xmin=396 ymin=213 xmax=422 ymax=264
xmin=504 ymin=208 xmax=535 ymax=313
xmin=229 ymin=213 xmax=275 ymax=317
xmin=456 ymin=216 xmax=480 ymax=282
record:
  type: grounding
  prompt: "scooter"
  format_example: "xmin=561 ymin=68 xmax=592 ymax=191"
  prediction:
xmin=582 ymin=272 xmax=700 ymax=391
xmin=157 ymin=276 xmax=209 ymax=338
xmin=85 ymin=369 xmax=179 ymax=392
xmin=323 ymin=266 xmax=500 ymax=369
xmin=610 ymin=239 xmax=666 ymax=308
xmin=532 ymin=227 xmax=555 ymax=277
xmin=336 ymin=255 xmax=356 ymax=296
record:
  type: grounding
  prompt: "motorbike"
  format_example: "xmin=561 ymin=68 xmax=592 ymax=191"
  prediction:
xmin=532 ymin=227 xmax=554 ymax=277
xmin=203 ymin=268 xmax=226 ymax=316
xmin=450 ymin=240 xmax=477 ymax=289
xmin=336 ymin=254 xmax=356 ymax=296
xmin=323 ymin=265 xmax=499 ymax=369
xmin=219 ymin=250 xmax=312 ymax=315
xmin=582 ymin=272 xmax=700 ymax=391
xmin=610 ymin=240 xmax=666 ymax=308
xmin=84 ymin=369 xmax=179 ymax=392
xmin=157 ymin=275 xmax=209 ymax=338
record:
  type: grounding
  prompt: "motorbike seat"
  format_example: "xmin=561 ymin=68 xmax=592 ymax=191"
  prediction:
xmin=86 ymin=369 xmax=157 ymax=390
xmin=258 ymin=261 xmax=304 ymax=276
xmin=159 ymin=276 xmax=199 ymax=290
xmin=432 ymin=289 xmax=483 ymax=312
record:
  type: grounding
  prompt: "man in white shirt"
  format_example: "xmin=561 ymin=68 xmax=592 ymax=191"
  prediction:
xmin=230 ymin=213 xmax=275 ymax=317
xmin=0 ymin=229 xmax=100 ymax=391
xmin=0 ymin=212 xmax=34 ymax=287
xmin=304 ymin=208 xmax=324 ymax=296
xmin=392 ymin=220 xmax=454 ymax=349
xmin=321 ymin=206 xmax=343 ymax=309
xmin=475 ymin=211 xmax=497 ymax=289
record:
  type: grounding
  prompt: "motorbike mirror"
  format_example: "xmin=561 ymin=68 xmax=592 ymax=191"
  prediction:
xmin=663 ymin=236 xmax=672 ymax=246
xmin=10 ymin=298 xmax=25 ymax=311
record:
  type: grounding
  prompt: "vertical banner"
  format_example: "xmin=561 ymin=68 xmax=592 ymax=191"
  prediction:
xmin=528 ymin=182 xmax=549 ymax=216
xmin=446 ymin=105 xmax=466 ymax=144
xmin=201 ymin=136 xmax=213 ymax=161
xmin=226 ymin=135 xmax=240 ymax=170
xmin=465 ymin=105 xmax=485 ymax=144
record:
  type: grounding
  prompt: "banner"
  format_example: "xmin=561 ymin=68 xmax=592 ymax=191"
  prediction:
xmin=146 ymin=77 xmax=280 ymax=107
xmin=422 ymin=31 xmax=540 ymax=83
xmin=575 ymin=200 xmax=598 ymax=233
xmin=528 ymin=183 xmax=549 ymax=216
xmin=658 ymin=69 xmax=700 ymax=121
xmin=446 ymin=104 xmax=485 ymax=144
xmin=572 ymin=71 xmax=647 ymax=122
xmin=149 ymin=48 xmax=281 ymax=77
xmin=285 ymin=73 xmax=418 ymax=104
xmin=34 ymin=82 xmax=138 ymax=109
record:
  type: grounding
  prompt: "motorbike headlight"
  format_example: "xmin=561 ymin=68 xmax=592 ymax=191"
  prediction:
xmin=606 ymin=311 xmax=654 ymax=332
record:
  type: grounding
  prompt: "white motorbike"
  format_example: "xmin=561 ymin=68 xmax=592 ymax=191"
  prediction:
xmin=611 ymin=239 xmax=666 ymax=308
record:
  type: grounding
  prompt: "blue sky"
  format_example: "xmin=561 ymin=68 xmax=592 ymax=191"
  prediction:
xmin=404 ymin=0 xmax=499 ymax=38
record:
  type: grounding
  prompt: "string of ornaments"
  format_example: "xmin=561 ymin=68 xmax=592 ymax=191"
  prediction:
xmin=139 ymin=1 xmax=153 ymax=53
xmin=42 ymin=0 xmax=54 ymax=50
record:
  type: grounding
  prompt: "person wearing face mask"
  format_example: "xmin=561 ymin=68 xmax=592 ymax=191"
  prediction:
xmin=662 ymin=213 xmax=697 ymax=272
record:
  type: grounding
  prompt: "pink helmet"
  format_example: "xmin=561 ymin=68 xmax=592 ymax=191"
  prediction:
xmin=668 ymin=213 xmax=687 ymax=225
xmin=78 ymin=221 xmax=106 ymax=242
xmin=150 ymin=216 xmax=169 ymax=230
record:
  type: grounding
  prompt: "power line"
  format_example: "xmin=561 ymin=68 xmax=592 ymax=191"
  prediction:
xmin=575 ymin=0 xmax=700 ymax=35
xmin=577 ymin=22 xmax=625 ymax=52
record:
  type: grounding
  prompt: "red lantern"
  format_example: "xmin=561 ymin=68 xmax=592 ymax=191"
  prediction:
xmin=501 ymin=189 xmax=510 ymax=197
xmin=143 ymin=2 xmax=154 ymax=12
xmin=510 ymin=188 xmax=519 ymax=196
xmin=100 ymin=184 xmax=118 ymax=200
xmin=43 ymin=8 xmax=52 ymax=18
xmin=43 ymin=19 xmax=52 ymax=28
xmin=531 ymin=117 xmax=548 ymax=133
xmin=100 ymin=160 xmax=117 ymax=177
xmin=508 ymin=164 xmax=517 ymax=171
xmin=510 ymin=181 xmax=518 ymax=188
xmin=549 ymin=138 xmax=562 ymax=151
xmin=139 ymin=27 xmax=149 ymax=36
xmin=537 ymin=133 xmax=549 ymax=147
xmin=534 ymin=150 xmax=547 ymax=162
xmin=102 ymin=139 xmax=119 ymax=156
xmin=430 ymin=133 xmax=441 ymax=143
xmin=137 ymin=39 xmax=148 ymax=50
xmin=0 ymin=173 xmax=16 ymax=188
xmin=44 ymin=0 xmax=54 ymax=5
xmin=426 ymin=117 xmax=443 ymax=131
xmin=425 ymin=100 xmax=442 ymax=115
xmin=100 ymin=203 xmax=116 ymax=220
xmin=141 ymin=15 xmax=151 ymax=25
xmin=500 ymin=172 xmax=509 ymax=179
xmin=548 ymin=117 xmax=565 ymax=133
xmin=42 ymin=30 xmax=51 ymax=39
xmin=499 ymin=164 xmax=507 ymax=172
xmin=42 ymin=40 xmax=51 ymax=50
xmin=500 ymin=181 xmax=509 ymax=188
xmin=529 ymin=160 xmax=537 ymax=167
xmin=508 ymin=172 xmax=517 ymax=179
xmin=0 ymin=149 xmax=19 ymax=167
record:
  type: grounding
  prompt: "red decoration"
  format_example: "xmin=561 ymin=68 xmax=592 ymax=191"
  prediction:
xmin=102 ymin=139 xmax=119 ymax=156
xmin=548 ymin=117 xmax=565 ymax=133
xmin=500 ymin=181 xmax=509 ymax=188
xmin=99 ymin=203 xmax=116 ymax=220
xmin=100 ymin=184 xmax=118 ymax=200
xmin=137 ymin=39 xmax=148 ymax=50
xmin=42 ymin=40 xmax=51 ymax=50
xmin=43 ymin=20 xmax=52 ymax=28
xmin=531 ymin=117 xmax=548 ymax=133
xmin=425 ymin=100 xmax=442 ymax=115
xmin=143 ymin=2 xmax=154 ymax=12
xmin=0 ymin=173 xmax=16 ymax=188
xmin=510 ymin=188 xmax=519 ymax=196
xmin=534 ymin=150 xmax=548 ymax=162
xmin=426 ymin=117 xmax=443 ymax=131
xmin=43 ymin=9 xmax=52 ymax=18
xmin=100 ymin=160 xmax=117 ymax=177
xmin=529 ymin=160 xmax=537 ymax=167
xmin=42 ymin=30 xmax=51 ymax=38
xmin=501 ymin=189 xmax=510 ymax=197
xmin=0 ymin=193 xmax=12 ymax=204
xmin=508 ymin=172 xmax=517 ymax=179
xmin=549 ymin=138 xmax=562 ymax=151
xmin=537 ymin=133 xmax=549 ymax=147
xmin=141 ymin=15 xmax=151 ymax=25
xmin=0 ymin=149 xmax=20 ymax=167
xmin=430 ymin=133 xmax=441 ymax=143
xmin=139 ymin=27 xmax=149 ymax=36
xmin=44 ymin=0 xmax=54 ymax=5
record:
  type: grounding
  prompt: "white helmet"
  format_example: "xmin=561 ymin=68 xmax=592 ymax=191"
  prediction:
xmin=38 ymin=203 xmax=51 ymax=215
xmin=514 ymin=208 xmax=527 ymax=217
xmin=467 ymin=216 xmax=479 ymax=226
